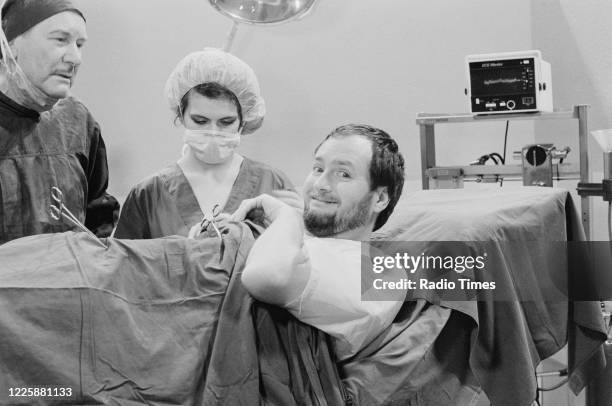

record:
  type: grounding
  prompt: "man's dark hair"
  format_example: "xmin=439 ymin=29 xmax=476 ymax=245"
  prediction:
xmin=316 ymin=124 xmax=405 ymax=231
xmin=176 ymin=82 xmax=243 ymax=127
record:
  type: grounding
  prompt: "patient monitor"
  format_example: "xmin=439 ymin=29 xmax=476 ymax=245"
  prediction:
xmin=466 ymin=50 xmax=553 ymax=115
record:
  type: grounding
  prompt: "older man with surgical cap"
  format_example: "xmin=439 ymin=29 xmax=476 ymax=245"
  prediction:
xmin=0 ymin=0 xmax=118 ymax=243
xmin=115 ymin=48 xmax=299 ymax=239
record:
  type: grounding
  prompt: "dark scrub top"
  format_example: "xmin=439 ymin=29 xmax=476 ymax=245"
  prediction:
xmin=114 ymin=158 xmax=293 ymax=239
xmin=0 ymin=91 xmax=117 ymax=244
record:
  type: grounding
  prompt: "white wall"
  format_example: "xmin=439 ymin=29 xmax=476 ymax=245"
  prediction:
xmin=532 ymin=0 xmax=612 ymax=241
xmin=70 ymin=0 xmax=534 ymax=203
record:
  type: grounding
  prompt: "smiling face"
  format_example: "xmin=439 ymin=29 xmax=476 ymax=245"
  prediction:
xmin=10 ymin=11 xmax=87 ymax=99
xmin=303 ymin=134 xmax=388 ymax=240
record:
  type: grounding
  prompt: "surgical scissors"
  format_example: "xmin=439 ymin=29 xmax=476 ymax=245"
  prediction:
xmin=199 ymin=204 xmax=223 ymax=239
xmin=49 ymin=186 xmax=107 ymax=248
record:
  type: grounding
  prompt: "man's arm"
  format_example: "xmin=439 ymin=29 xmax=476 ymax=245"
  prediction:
xmin=231 ymin=194 xmax=311 ymax=306
xmin=84 ymin=116 xmax=120 ymax=237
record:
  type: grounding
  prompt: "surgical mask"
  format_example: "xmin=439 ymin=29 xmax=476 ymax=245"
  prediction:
xmin=182 ymin=128 xmax=241 ymax=164
xmin=0 ymin=9 xmax=60 ymax=112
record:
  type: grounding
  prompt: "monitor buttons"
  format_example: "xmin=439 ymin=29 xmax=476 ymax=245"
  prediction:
xmin=522 ymin=97 xmax=534 ymax=106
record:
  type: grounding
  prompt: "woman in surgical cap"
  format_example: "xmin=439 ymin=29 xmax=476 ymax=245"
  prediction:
xmin=114 ymin=48 xmax=298 ymax=239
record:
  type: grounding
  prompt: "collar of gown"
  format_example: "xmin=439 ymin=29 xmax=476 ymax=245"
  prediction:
xmin=0 ymin=90 xmax=40 ymax=121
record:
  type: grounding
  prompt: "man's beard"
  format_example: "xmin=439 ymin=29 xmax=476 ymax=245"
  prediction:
xmin=303 ymin=191 xmax=375 ymax=237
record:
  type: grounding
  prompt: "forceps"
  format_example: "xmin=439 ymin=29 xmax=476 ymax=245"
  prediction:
xmin=199 ymin=204 xmax=223 ymax=239
xmin=49 ymin=186 xmax=107 ymax=248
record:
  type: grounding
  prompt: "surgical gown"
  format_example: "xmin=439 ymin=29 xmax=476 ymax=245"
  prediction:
xmin=0 ymin=91 xmax=117 ymax=244
xmin=114 ymin=158 xmax=293 ymax=239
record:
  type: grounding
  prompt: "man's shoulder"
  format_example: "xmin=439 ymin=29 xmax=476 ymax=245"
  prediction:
xmin=305 ymin=236 xmax=361 ymax=249
xmin=38 ymin=97 xmax=100 ymax=143
xmin=304 ymin=236 xmax=361 ymax=262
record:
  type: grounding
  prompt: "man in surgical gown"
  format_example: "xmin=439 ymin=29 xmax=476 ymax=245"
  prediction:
xmin=0 ymin=0 xmax=118 ymax=244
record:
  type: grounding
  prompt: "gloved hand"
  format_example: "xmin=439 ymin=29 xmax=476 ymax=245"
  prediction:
xmin=188 ymin=212 xmax=231 ymax=239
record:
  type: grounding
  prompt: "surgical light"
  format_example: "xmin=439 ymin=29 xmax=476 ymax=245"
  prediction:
xmin=208 ymin=0 xmax=319 ymax=51
xmin=209 ymin=0 xmax=317 ymax=25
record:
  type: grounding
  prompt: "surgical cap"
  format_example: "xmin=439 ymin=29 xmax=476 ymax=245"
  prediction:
xmin=164 ymin=48 xmax=265 ymax=135
xmin=1 ymin=0 xmax=85 ymax=42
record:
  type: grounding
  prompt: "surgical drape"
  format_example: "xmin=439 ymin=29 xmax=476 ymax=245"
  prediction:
xmin=0 ymin=225 xmax=348 ymax=405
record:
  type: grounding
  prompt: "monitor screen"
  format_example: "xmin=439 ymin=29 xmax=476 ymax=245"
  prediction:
xmin=470 ymin=58 xmax=535 ymax=97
